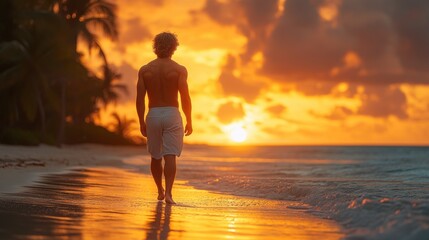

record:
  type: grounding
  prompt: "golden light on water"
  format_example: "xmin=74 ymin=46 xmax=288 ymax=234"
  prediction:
xmin=69 ymin=168 xmax=344 ymax=239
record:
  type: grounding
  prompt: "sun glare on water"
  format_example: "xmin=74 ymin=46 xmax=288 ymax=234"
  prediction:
xmin=228 ymin=124 xmax=248 ymax=143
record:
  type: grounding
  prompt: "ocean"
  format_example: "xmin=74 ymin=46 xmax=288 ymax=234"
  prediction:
xmin=174 ymin=145 xmax=429 ymax=240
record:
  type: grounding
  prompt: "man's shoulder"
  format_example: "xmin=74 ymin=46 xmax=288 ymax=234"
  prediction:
xmin=140 ymin=59 xmax=159 ymax=70
xmin=138 ymin=64 xmax=148 ymax=73
xmin=171 ymin=60 xmax=187 ymax=72
xmin=139 ymin=59 xmax=186 ymax=73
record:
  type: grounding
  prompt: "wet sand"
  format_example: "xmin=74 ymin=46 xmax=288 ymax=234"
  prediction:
xmin=0 ymin=166 xmax=344 ymax=239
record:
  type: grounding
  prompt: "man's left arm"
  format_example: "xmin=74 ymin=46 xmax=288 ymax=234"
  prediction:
xmin=178 ymin=66 xmax=192 ymax=136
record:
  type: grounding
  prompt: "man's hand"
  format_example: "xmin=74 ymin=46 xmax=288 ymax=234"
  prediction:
xmin=140 ymin=123 xmax=147 ymax=137
xmin=184 ymin=123 xmax=193 ymax=136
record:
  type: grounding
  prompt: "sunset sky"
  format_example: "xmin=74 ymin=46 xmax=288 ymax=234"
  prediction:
xmin=86 ymin=0 xmax=429 ymax=145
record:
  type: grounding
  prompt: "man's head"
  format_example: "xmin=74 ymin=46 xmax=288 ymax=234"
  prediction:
xmin=153 ymin=32 xmax=179 ymax=58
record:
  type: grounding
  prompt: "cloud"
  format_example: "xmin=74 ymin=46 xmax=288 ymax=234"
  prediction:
xmin=357 ymin=85 xmax=408 ymax=119
xmin=120 ymin=17 xmax=152 ymax=44
xmin=115 ymin=62 xmax=138 ymax=103
xmin=308 ymin=85 xmax=408 ymax=119
xmin=216 ymin=101 xmax=245 ymax=124
xmin=202 ymin=0 xmax=429 ymax=86
xmin=217 ymin=55 xmax=262 ymax=101
xmin=263 ymin=0 xmax=429 ymax=85
xmin=310 ymin=105 xmax=354 ymax=120
xmin=266 ymin=104 xmax=287 ymax=117
xmin=200 ymin=0 xmax=429 ymax=119
xmin=294 ymin=81 xmax=339 ymax=96
xmin=201 ymin=0 xmax=279 ymax=61
xmin=262 ymin=0 xmax=348 ymax=80
xmin=202 ymin=0 xmax=238 ymax=25
xmin=381 ymin=0 xmax=429 ymax=72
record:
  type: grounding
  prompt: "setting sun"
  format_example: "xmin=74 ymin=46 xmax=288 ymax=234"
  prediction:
xmin=228 ymin=124 xmax=247 ymax=143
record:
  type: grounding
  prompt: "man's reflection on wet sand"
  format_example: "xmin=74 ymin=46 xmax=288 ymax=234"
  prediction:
xmin=146 ymin=202 xmax=171 ymax=240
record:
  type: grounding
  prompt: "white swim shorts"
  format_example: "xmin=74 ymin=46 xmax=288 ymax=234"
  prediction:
xmin=146 ymin=107 xmax=184 ymax=159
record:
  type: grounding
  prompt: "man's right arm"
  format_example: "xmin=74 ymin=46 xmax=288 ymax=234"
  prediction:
xmin=178 ymin=66 xmax=193 ymax=136
xmin=136 ymin=66 xmax=147 ymax=137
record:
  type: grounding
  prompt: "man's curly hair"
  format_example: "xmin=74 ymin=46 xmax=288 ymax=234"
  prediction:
xmin=153 ymin=32 xmax=179 ymax=58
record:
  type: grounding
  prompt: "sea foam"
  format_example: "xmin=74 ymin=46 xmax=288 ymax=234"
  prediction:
xmin=179 ymin=145 xmax=429 ymax=240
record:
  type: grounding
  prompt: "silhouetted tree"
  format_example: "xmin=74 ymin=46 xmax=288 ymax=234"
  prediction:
xmin=0 ymin=7 xmax=73 ymax=140
xmin=99 ymin=65 xmax=128 ymax=106
xmin=110 ymin=112 xmax=137 ymax=139
xmin=52 ymin=0 xmax=118 ymax=63
xmin=50 ymin=0 xmax=119 ymax=144
xmin=0 ymin=0 xmax=128 ymax=146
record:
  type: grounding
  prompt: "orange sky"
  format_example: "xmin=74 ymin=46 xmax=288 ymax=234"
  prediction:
xmin=84 ymin=0 xmax=429 ymax=145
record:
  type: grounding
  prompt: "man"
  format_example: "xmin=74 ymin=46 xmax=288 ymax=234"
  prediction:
xmin=136 ymin=32 xmax=192 ymax=204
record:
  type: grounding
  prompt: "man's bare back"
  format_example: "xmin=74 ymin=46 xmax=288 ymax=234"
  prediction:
xmin=137 ymin=57 xmax=192 ymax=137
xmin=139 ymin=58 xmax=185 ymax=108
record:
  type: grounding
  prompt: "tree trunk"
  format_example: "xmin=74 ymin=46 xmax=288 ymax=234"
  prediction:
xmin=57 ymin=77 xmax=66 ymax=147
xmin=34 ymin=84 xmax=46 ymax=141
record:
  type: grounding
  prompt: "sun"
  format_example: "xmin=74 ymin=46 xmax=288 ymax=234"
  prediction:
xmin=228 ymin=125 xmax=248 ymax=143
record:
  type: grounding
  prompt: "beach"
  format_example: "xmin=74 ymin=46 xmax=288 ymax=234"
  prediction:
xmin=1 ymin=144 xmax=429 ymax=239
xmin=0 ymin=144 xmax=343 ymax=239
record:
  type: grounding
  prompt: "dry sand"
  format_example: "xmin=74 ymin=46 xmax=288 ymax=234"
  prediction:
xmin=0 ymin=144 xmax=343 ymax=239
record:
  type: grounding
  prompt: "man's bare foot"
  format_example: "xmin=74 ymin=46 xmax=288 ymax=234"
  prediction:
xmin=165 ymin=194 xmax=176 ymax=204
xmin=158 ymin=189 xmax=165 ymax=200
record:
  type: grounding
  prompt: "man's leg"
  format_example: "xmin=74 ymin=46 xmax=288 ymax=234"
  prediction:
xmin=151 ymin=158 xmax=165 ymax=200
xmin=164 ymin=155 xmax=176 ymax=204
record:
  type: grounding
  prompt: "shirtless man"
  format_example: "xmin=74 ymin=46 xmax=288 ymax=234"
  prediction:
xmin=136 ymin=32 xmax=192 ymax=204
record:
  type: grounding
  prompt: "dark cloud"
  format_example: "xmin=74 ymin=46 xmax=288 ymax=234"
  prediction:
xmin=216 ymin=101 xmax=245 ymax=124
xmin=357 ymin=85 xmax=408 ymax=119
xmin=238 ymin=0 xmax=279 ymax=60
xmin=120 ymin=17 xmax=152 ymax=44
xmin=263 ymin=0 xmax=429 ymax=85
xmin=202 ymin=0 xmax=279 ymax=61
xmin=202 ymin=0 xmax=237 ymax=25
xmin=262 ymin=0 xmax=346 ymax=80
xmin=389 ymin=0 xmax=429 ymax=72
xmin=203 ymin=0 xmax=429 ymax=85
xmin=308 ymin=85 xmax=408 ymax=120
xmin=294 ymin=82 xmax=338 ymax=96
xmin=310 ymin=106 xmax=354 ymax=120
xmin=201 ymin=0 xmax=429 ymax=119
xmin=200 ymin=1 xmax=275 ymax=101
xmin=218 ymin=55 xmax=262 ymax=101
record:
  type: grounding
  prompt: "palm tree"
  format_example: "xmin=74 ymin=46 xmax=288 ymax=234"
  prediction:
xmin=110 ymin=112 xmax=137 ymax=139
xmin=51 ymin=0 xmax=118 ymax=63
xmin=99 ymin=64 xmax=128 ymax=107
xmin=0 ymin=0 xmax=15 ymax=42
xmin=0 ymin=11 xmax=73 ymax=139
xmin=48 ymin=0 xmax=118 ymax=144
xmin=0 ymin=0 xmax=123 ymax=146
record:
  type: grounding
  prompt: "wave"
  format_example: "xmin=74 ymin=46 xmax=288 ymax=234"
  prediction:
xmin=178 ymin=145 xmax=429 ymax=240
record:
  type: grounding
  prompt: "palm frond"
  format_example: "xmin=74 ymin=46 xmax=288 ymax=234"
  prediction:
xmin=111 ymin=84 xmax=128 ymax=95
xmin=91 ymin=38 xmax=108 ymax=65
xmin=84 ymin=17 xmax=117 ymax=39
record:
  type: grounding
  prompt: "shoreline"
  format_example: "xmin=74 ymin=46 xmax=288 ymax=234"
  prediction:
xmin=0 ymin=144 xmax=344 ymax=239
xmin=0 ymin=166 xmax=343 ymax=239
xmin=0 ymin=143 xmax=146 ymax=194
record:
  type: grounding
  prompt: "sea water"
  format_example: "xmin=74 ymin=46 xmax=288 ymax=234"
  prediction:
xmin=178 ymin=145 xmax=429 ymax=240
